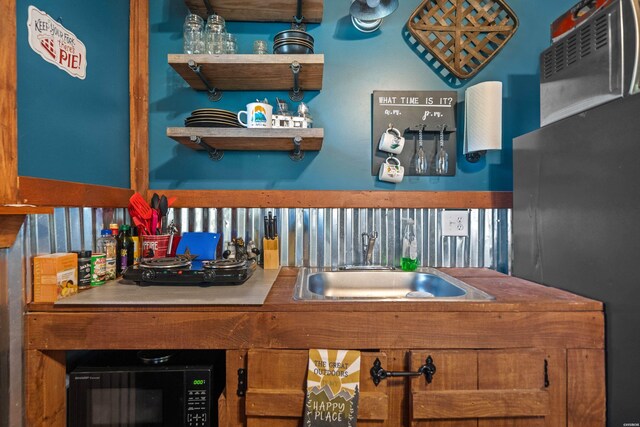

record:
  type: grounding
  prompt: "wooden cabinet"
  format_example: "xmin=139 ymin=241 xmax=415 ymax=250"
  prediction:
xmin=221 ymin=348 xmax=576 ymax=427
xmin=409 ymin=349 xmax=562 ymax=426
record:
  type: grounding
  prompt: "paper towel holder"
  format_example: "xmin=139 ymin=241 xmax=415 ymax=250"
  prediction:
xmin=463 ymin=81 xmax=503 ymax=164
xmin=465 ymin=150 xmax=486 ymax=163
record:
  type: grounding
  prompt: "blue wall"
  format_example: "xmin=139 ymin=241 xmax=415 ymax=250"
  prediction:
xmin=150 ymin=0 xmax=575 ymax=191
xmin=17 ymin=0 xmax=130 ymax=188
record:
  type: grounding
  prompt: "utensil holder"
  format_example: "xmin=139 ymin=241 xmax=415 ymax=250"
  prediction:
xmin=262 ymin=237 xmax=280 ymax=270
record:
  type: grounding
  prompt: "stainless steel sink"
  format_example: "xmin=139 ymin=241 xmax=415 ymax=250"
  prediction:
xmin=293 ymin=267 xmax=494 ymax=301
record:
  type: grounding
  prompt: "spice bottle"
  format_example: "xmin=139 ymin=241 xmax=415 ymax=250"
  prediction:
xmin=74 ymin=250 xmax=92 ymax=290
xmin=117 ymin=225 xmax=135 ymax=275
xmin=96 ymin=229 xmax=117 ymax=280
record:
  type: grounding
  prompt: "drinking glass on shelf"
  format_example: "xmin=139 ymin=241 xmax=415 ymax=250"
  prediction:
xmin=183 ymin=13 xmax=204 ymax=54
xmin=253 ymin=40 xmax=268 ymax=54
xmin=223 ymin=33 xmax=237 ymax=54
xmin=204 ymin=14 xmax=226 ymax=54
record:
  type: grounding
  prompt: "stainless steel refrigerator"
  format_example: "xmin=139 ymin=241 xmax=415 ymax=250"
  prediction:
xmin=513 ymin=94 xmax=640 ymax=425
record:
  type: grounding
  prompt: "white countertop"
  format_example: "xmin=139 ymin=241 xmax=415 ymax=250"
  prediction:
xmin=54 ymin=267 xmax=281 ymax=306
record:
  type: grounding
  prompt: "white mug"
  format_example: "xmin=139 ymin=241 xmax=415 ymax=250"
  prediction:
xmin=237 ymin=102 xmax=273 ymax=128
xmin=378 ymin=127 xmax=405 ymax=154
xmin=378 ymin=156 xmax=405 ymax=183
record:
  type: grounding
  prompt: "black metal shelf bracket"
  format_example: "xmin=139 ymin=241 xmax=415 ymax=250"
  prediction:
xmin=190 ymin=135 xmax=224 ymax=161
xmin=370 ymin=356 xmax=437 ymax=386
xmin=188 ymin=59 xmax=222 ymax=102
xmin=289 ymin=61 xmax=304 ymax=102
xmin=289 ymin=136 xmax=304 ymax=161
xmin=202 ymin=0 xmax=214 ymax=16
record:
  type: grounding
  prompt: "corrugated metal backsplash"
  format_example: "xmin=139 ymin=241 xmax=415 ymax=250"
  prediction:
xmin=22 ymin=207 xmax=511 ymax=273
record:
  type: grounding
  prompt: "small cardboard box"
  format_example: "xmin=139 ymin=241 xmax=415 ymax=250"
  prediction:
xmin=33 ymin=253 xmax=78 ymax=302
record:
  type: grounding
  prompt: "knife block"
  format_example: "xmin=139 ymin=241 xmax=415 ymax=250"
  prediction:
xmin=262 ymin=237 xmax=280 ymax=270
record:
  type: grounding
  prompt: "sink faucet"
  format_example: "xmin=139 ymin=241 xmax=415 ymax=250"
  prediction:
xmin=362 ymin=231 xmax=378 ymax=265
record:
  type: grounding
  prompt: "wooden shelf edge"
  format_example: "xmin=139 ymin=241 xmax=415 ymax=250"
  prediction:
xmin=168 ymin=53 xmax=325 ymax=65
xmin=0 ymin=206 xmax=54 ymax=215
xmin=18 ymin=177 xmax=134 ymax=208
xmin=167 ymin=127 xmax=323 ymax=151
xmin=150 ymin=190 xmax=513 ymax=209
xmin=0 ymin=214 xmax=25 ymax=249
xmin=168 ymin=54 xmax=324 ymax=91
xmin=183 ymin=0 xmax=324 ymax=23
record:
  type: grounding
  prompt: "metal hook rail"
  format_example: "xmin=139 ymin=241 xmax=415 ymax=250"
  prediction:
xmin=188 ymin=59 xmax=222 ymax=102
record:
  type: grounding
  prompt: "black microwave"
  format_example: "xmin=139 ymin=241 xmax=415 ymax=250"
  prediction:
xmin=68 ymin=364 xmax=213 ymax=427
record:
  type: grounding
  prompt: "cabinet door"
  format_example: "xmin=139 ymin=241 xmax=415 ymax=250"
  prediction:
xmin=244 ymin=349 xmax=389 ymax=427
xmin=410 ymin=350 xmax=553 ymax=426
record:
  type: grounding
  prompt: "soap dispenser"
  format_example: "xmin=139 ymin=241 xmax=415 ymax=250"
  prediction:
xmin=401 ymin=218 xmax=418 ymax=271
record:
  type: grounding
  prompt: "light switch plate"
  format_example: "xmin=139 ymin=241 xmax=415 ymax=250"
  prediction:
xmin=441 ymin=210 xmax=469 ymax=237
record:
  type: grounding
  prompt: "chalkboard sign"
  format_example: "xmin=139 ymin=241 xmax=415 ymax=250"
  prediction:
xmin=371 ymin=90 xmax=457 ymax=177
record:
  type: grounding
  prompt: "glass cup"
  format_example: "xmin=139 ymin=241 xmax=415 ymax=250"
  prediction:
xmin=253 ymin=40 xmax=268 ymax=54
xmin=206 ymin=32 xmax=226 ymax=54
xmin=183 ymin=13 xmax=204 ymax=54
xmin=223 ymin=33 xmax=237 ymax=54
xmin=204 ymin=14 xmax=226 ymax=54
xmin=205 ymin=14 xmax=226 ymax=34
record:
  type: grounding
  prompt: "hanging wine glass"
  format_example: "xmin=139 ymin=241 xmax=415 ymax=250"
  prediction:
xmin=414 ymin=127 xmax=428 ymax=175
xmin=436 ymin=125 xmax=448 ymax=175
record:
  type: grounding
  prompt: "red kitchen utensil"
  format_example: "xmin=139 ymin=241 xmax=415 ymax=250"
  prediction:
xmin=129 ymin=193 xmax=153 ymax=220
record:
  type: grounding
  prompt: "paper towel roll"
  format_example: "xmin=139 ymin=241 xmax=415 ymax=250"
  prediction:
xmin=464 ymin=81 xmax=503 ymax=154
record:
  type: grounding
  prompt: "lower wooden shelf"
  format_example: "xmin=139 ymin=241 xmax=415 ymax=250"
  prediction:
xmin=166 ymin=127 xmax=324 ymax=152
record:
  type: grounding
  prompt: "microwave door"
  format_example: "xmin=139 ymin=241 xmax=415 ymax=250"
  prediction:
xmin=70 ymin=370 xmax=184 ymax=427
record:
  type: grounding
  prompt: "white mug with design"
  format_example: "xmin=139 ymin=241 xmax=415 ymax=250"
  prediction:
xmin=378 ymin=156 xmax=405 ymax=183
xmin=237 ymin=102 xmax=273 ymax=128
xmin=378 ymin=127 xmax=405 ymax=154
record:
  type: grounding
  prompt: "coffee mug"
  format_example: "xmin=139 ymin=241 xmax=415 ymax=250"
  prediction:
xmin=378 ymin=127 xmax=405 ymax=154
xmin=237 ymin=102 xmax=273 ymax=128
xmin=378 ymin=156 xmax=405 ymax=183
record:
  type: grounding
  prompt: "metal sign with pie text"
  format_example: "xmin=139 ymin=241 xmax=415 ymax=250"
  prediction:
xmin=27 ymin=5 xmax=87 ymax=79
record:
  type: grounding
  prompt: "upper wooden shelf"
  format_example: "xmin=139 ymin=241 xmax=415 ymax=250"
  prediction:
xmin=168 ymin=54 xmax=324 ymax=91
xmin=184 ymin=0 xmax=324 ymax=23
xmin=167 ymin=127 xmax=323 ymax=151
xmin=0 ymin=206 xmax=54 ymax=215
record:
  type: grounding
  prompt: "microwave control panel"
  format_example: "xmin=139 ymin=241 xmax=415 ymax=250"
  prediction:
xmin=185 ymin=370 xmax=211 ymax=427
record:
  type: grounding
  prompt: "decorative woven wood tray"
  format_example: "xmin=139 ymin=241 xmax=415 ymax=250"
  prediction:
xmin=407 ymin=0 xmax=519 ymax=79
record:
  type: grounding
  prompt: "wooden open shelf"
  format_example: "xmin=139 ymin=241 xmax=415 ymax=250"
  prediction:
xmin=184 ymin=0 xmax=324 ymax=23
xmin=168 ymin=54 xmax=324 ymax=91
xmin=167 ymin=127 xmax=323 ymax=151
xmin=0 ymin=206 xmax=54 ymax=215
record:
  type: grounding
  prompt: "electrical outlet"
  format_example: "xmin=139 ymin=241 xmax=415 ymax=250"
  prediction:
xmin=441 ymin=210 xmax=469 ymax=237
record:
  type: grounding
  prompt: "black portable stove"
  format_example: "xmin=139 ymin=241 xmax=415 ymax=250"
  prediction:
xmin=122 ymin=255 xmax=257 ymax=286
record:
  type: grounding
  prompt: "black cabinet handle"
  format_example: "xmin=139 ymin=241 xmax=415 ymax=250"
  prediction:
xmin=370 ymin=356 xmax=436 ymax=386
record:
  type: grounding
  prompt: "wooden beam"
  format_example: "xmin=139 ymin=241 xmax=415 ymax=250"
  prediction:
xmin=412 ymin=389 xmax=550 ymax=419
xmin=567 ymin=349 xmax=606 ymax=426
xmin=25 ymin=311 xmax=603 ymax=351
xmin=152 ymin=190 xmax=513 ymax=209
xmin=0 ymin=207 xmax=53 ymax=215
xmin=18 ymin=177 xmax=133 ymax=207
xmin=0 ymin=215 xmax=25 ymax=249
xmin=130 ymin=0 xmax=149 ymax=195
xmin=0 ymin=0 xmax=18 ymax=204
xmin=25 ymin=350 xmax=66 ymax=427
